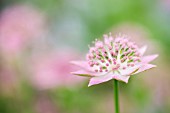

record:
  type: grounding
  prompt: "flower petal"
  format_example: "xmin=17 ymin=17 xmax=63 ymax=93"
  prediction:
xmin=120 ymin=64 xmax=141 ymax=76
xmin=70 ymin=61 xmax=92 ymax=71
xmin=139 ymin=45 xmax=147 ymax=56
xmin=71 ymin=70 xmax=96 ymax=77
xmin=133 ymin=64 xmax=156 ymax=75
xmin=88 ymin=74 xmax=113 ymax=87
xmin=113 ymin=74 xmax=130 ymax=83
xmin=141 ymin=54 xmax=158 ymax=63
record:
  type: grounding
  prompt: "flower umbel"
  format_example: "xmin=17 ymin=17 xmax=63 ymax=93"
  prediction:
xmin=71 ymin=33 xmax=158 ymax=86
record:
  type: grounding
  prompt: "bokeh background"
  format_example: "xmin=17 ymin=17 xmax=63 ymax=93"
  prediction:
xmin=0 ymin=0 xmax=170 ymax=113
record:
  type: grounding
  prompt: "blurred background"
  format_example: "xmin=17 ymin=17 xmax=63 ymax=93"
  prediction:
xmin=0 ymin=0 xmax=170 ymax=113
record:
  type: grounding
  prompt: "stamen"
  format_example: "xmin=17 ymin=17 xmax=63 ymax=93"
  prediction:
xmin=106 ymin=63 xmax=109 ymax=66
xmin=101 ymin=59 xmax=105 ymax=63
xmin=95 ymin=70 xmax=98 ymax=72
xmin=99 ymin=69 xmax=103 ymax=72
xmin=131 ymin=64 xmax=134 ymax=67
xmin=87 ymin=34 xmax=141 ymax=73
xmin=123 ymin=67 xmax=126 ymax=70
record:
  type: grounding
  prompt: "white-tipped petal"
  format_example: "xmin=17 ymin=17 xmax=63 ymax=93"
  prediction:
xmin=71 ymin=70 xmax=102 ymax=77
xmin=119 ymin=65 xmax=140 ymax=76
xmin=70 ymin=61 xmax=92 ymax=71
xmin=141 ymin=54 xmax=158 ymax=63
xmin=88 ymin=74 xmax=113 ymax=87
xmin=139 ymin=45 xmax=147 ymax=56
xmin=113 ymin=74 xmax=130 ymax=83
xmin=133 ymin=64 xmax=156 ymax=75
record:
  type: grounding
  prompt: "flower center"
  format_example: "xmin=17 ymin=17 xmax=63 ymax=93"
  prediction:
xmin=86 ymin=35 xmax=141 ymax=73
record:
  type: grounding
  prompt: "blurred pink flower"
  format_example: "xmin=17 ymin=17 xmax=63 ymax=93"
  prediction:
xmin=0 ymin=4 xmax=46 ymax=56
xmin=71 ymin=33 xmax=158 ymax=86
xmin=29 ymin=50 xmax=85 ymax=90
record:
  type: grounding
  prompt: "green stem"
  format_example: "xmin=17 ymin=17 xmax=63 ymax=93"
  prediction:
xmin=114 ymin=79 xmax=119 ymax=113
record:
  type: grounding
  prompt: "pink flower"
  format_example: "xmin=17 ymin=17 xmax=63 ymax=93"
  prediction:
xmin=28 ymin=50 xmax=84 ymax=90
xmin=71 ymin=33 xmax=158 ymax=87
xmin=0 ymin=4 xmax=45 ymax=56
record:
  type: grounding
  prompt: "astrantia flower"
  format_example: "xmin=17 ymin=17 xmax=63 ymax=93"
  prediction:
xmin=71 ymin=33 xmax=158 ymax=86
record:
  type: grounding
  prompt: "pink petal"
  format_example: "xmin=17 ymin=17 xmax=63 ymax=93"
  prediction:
xmin=133 ymin=64 xmax=156 ymax=75
xmin=141 ymin=54 xmax=158 ymax=63
xmin=139 ymin=45 xmax=147 ymax=56
xmin=120 ymin=65 xmax=140 ymax=76
xmin=70 ymin=61 xmax=92 ymax=71
xmin=71 ymin=70 xmax=96 ymax=77
xmin=88 ymin=74 xmax=113 ymax=87
xmin=113 ymin=75 xmax=130 ymax=83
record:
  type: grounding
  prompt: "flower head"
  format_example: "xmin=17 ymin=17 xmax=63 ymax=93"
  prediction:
xmin=71 ymin=33 xmax=158 ymax=86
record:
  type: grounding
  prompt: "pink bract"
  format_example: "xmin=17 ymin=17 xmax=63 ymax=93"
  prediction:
xmin=71 ymin=33 xmax=158 ymax=87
